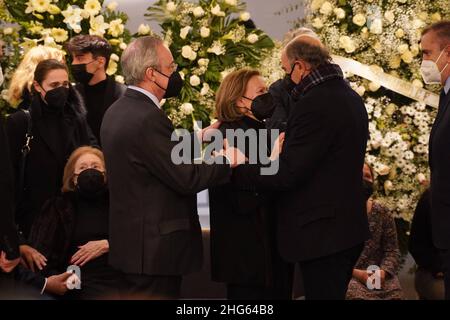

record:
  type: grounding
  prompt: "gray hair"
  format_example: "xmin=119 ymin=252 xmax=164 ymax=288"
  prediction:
xmin=422 ymin=21 xmax=450 ymax=49
xmin=285 ymin=39 xmax=331 ymax=69
xmin=282 ymin=27 xmax=319 ymax=47
xmin=121 ymin=36 xmax=163 ymax=85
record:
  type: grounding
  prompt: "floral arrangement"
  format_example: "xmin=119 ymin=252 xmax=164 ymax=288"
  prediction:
xmin=144 ymin=0 xmax=275 ymax=129
xmin=284 ymin=0 xmax=448 ymax=250
xmin=0 ymin=0 xmax=131 ymax=111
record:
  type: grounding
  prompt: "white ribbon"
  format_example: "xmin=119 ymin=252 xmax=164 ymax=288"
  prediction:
xmin=332 ymin=55 xmax=440 ymax=108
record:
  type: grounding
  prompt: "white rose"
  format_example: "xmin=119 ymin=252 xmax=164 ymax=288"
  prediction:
xmin=225 ymin=0 xmax=237 ymax=6
xmin=247 ymin=34 xmax=259 ymax=44
xmin=312 ymin=17 xmax=323 ymax=29
xmin=352 ymin=14 xmax=366 ymax=27
xmin=200 ymin=27 xmax=210 ymax=38
xmin=369 ymin=18 xmax=383 ymax=34
xmin=3 ymin=27 xmax=13 ymax=35
xmin=193 ymin=6 xmax=205 ymax=17
xmin=410 ymin=44 xmax=420 ymax=56
xmin=413 ymin=19 xmax=425 ymax=29
xmin=319 ymin=2 xmax=333 ymax=16
xmin=180 ymin=102 xmax=194 ymax=114
xmin=412 ymin=79 xmax=423 ymax=88
xmin=384 ymin=11 xmax=395 ymax=24
xmin=377 ymin=164 xmax=391 ymax=176
xmin=200 ymin=83 xmax=210 ymax=96
xmin=395 ymin=28 xmax=405 ymax=38
xmin=119 ymin=43 xmax=127 ymax=50
xmin=339 ymin=36 xmax=356 ymax=53
xmin=389 ymin=55 xmax=401 ymax=69
xmin=355 ymin=85 xmax=366 ymax=96
xmin=211 ymin=5 xmax=225 ymax=17
xmin=166 ymin=1 xmax=177 ymax=12
xmin=369 ymin=82 xmax=381 ymax=92
xmin=110 ymin=53 xmax=120 ymax=62
xmin=311 ymin=0 xmax=325 ymax=12
xmin=138 ymin=24 xmax=151 ymax=35
xmin=180 ymin=26 xmax=191 ymax=40
xmin=333 ymin=8 xmax=345 ymax=20
xmin=397 ymin=44 xmax=409 ymax=54
xmin=384 ymin=180 xmax=393 ymax=192
xmin=240 ymin=11 xmax=251 ymax=21
xmin=107 ymin=1 xmax=118 ymax=11
xmin=115 ymin=75 xmax=124 ymax=84
xmin=401 ymin=51 xmax=413 ymax=64
xmin=189 ymin=75 xmax=201 ymax=87
xmin=198 ymin=58 xmax=209 ymax=67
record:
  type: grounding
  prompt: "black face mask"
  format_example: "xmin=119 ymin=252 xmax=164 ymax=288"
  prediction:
xmin=283 ymin=63 xmax=298 ymax=93
xmin=153 ymin=69 xmax=183 ymax=98
xmin=243 ymin=92 xmax=276 ymax=121
xmin=71 ymin=63 xmax=95 ymax=84
xmin=43 ymin=86 xmax=69 ymax=110
xmin=76 ymin=168 xmax=107 ymax=199
xmin=363 ymin=179 xmax=374 ymax=201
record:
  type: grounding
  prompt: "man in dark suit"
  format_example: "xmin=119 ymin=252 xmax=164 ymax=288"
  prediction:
xmin=421 ymin=21 xmax=450 ymax=299
xmin=66 ymin=35 xmax=126 ymax=145
xmin=0 ymin=116 xmax=20 ymax=297
xmin=101 ymin=36 xmax=243 ymax=299
xmin=233 ymin=36 xmax=370 ymax=299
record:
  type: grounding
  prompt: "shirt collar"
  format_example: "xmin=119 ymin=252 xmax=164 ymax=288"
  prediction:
xmin=128 ymin=85 xmax=161 ymax=109
xmin=444 ymin=76 xmax=450 ymax=95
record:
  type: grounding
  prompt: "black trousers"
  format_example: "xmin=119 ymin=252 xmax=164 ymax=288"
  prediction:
xmin=441 ymin=249 xmax=450 ymax=300
xmin=120 ymin=274 xmax=182 ymax=300
xmin=299 ymin=243 xmax=364 ymax=300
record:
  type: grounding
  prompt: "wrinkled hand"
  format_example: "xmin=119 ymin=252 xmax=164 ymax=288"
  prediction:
xmin=20 ymin=245 xmax=47 ymax=272
xmin=214 ymin=139 xmax=247 ymax=168
xmin=197 ymin=120 xmax=222 ymax=142
xmin=70 ymin=240 xmax=109 ymax=267
xmin=0 ymin=251 xmax=20 ymax=273
xmin=45 ymin=272 xmax=72 ymax=296
xmin=270 ymin=132 xmax=285 ymax=161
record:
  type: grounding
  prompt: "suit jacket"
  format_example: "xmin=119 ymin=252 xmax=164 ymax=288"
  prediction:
xmin=429 ymin=89 xmax=450 ymax=249
xmin=101 ymin=88 xmax=231 ymax=276
xmin=233 ymin=77 xmax=370 ymax=262
xmin=75 ymin=76 xmax=126 ymax=144
xmin=6 ymin=88 xmax=96 ymax=238
xmin=0 ymin=116 xmax=19 ymax=260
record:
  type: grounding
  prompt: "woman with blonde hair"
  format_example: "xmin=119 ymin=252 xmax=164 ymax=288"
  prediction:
xmin=209 ymin=68 xmax=293 ymax=300
xmin=7 ymin=45 xmax=65 ymax=108
xmin=26 ymin=146 xmax=122 ymax=299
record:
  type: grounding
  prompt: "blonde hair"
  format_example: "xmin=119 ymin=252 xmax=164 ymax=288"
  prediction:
xmin=62 ymin=146 xmax=105 ymax=193
xmin=7 ymin=45 xmax=65 ymax=107
xmin=215 ymin=68 xmax=260 ymax=122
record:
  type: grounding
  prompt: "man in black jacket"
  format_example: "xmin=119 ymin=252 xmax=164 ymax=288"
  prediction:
xmin=233 ymin=36 xmax=370 ymax=299
xmin=421 ymin=21 xmax=450 ymax=299
xmin=101 ymin=36 xmax=243 ymax=299
xmin=66 ymin=35 xmax=126 ymax=145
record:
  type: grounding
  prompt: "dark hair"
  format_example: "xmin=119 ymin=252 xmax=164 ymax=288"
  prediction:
xmin=422 ymin=21 xmax=450 ymax=49
xmin=285 ymin=40 xmax=331 ymax=69
xmin=66 ymin=35 xmax=112 ymax=69
xmin=34 ymin=59 xmax=68 ymax=85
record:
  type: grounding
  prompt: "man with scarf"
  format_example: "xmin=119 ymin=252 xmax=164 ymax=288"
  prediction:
xmin=233 ymin=36 xmax=370 ymax=300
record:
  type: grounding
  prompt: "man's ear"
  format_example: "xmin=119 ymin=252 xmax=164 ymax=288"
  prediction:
xmin=33 ymin=81 xmax=44 ymax=95
xmin=98 ymin=56 xmax=107 ymax=69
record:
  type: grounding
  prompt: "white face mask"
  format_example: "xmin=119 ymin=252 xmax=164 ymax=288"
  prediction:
xmin=420 ymin=47 xmax=449 ymax=85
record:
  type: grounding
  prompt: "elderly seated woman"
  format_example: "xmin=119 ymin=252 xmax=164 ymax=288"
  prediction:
xmin=346 ymin=163 xmax=404 ymax=300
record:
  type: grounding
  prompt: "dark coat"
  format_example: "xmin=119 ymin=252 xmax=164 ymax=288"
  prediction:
xmin=6 ymin=87 xmax=96 ymax=238
xmin=209 ymin=116 xmax=292 ymax=286
xmin=429 ymin=89 xmax=450 ymax=249
xmin=75 ymin=76 xmax=126 ymax=144
xmin=0 ymin=116 xmax=19 ymax=260
xmin=265 ymin=79 xmax=292 ymax=131
xmin=101 ymin=88 xmax=231 ymax=276
xmin=233 ymin=77 xmax=370 ymax=262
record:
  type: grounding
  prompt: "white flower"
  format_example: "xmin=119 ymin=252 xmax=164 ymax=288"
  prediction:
xmin=412 ymin=79 xmax=423 ymax=88
xmin=3 ymin=27 xmax=14 ymax=35
xmin=107 ymin=1 xmax=118 ymax=11
xmin=200 ymin=83 xmax=210 ymax=96
xmin=180 ymin=103 xmax=194 ymax=114
xmin=240 ymin=12 xmax=251 ymax=21
xmin=333 ymin=8 xmax=345 ymax=20
xmin=376 ymin=164 xmax=391 ymax=176
xmin=180 ymin=26 xmax=191 ymax=40
xmin=404 ymin=151 xmax=414 ymax=160
xmin=355 ymin=85 xmax=366 ymax=96
xmin=207 ymin=41 xmax=226 ymax=56
xmin=90 ymin=15 xmax=110 ymax=36
xmin=108 ymin=18 xmax=124 ymax=37
xmin=384 ymin=11 xmax=395 ymax=24
xmin=416 ymin=173 xmax=427 ymax=183
xmin=384 ymin=180 xmax=393 ymax=191
xmin=62 ymin=5 xmax=84 ymax=33
xmin=247 ymin=34 xmax=259 ymax=44
xmin=225 ymin=0 xmax=237 ymax=6
xmin=30 ymin=0 xmax=50 ymax=13
xmin=410 ymin=44 xmax=420 ymax=56
xmin=312 ymin=17 xmax=324 ymax=29
xmin=395 ymin=29 xmax=405 ymax=38
xmin=166 ymin=1 xmax=177 ymax=12
xmin=47 ymin=4 xmax=60 ymax=15
xmin=198 ymin=58 xmax=209 ymax=67
xmin=119 ymin=43 xmax=127 ymax=50
xmin=389 ymin=55 xmax=401 ymax=69
xmin=319 ymin=2 xmax=333 ymax=16
xmin=84 ymin=0 xmax=101 ymax=17
xmin=211 ymin=4 xmax=225 ymax=17
xmin=193 ymin=6 xmax=205 ymax=17
xmin=431 ymin=13 xmax=442 ymax=23
xmin=397 ymin=44 xmax=409 ymax=54
xmin=369 ymin=18 xmax=383 ymax=34
xmin=106 ymin=60 xmax=118 ymax=75
xmin=311 ymin=0 xmax=326 ymax=12
xmin=110 ymin=53 xmax=120 ymax=62
xmin=51 ymin=28 xmax=69 ymax=43
xmin=189 ymin=75 xmax=201 ymax=87
xmin=200 ymin=27 xmax=210 ymax=38
xmin=339 ymin=36 xmax=356 ymax=53
xmin=44 ymin=36 xmax=56 ymax=46
xmin=369 ymin=82 xmax=381 ymax=92
xmin=182 ymin=45 xmax=197 ymax=60
xmin=115 ymin=75 xmax=124 ymax=84
xmin=413 ymin=19 xmax=425 ymax=29
xmin=138 ymin=24 xmax=151 ymax=35
xmin=352 ymin=14 xmax=366 ymax=27
xmin=401 ymin=51 xmax=413 ymax=64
